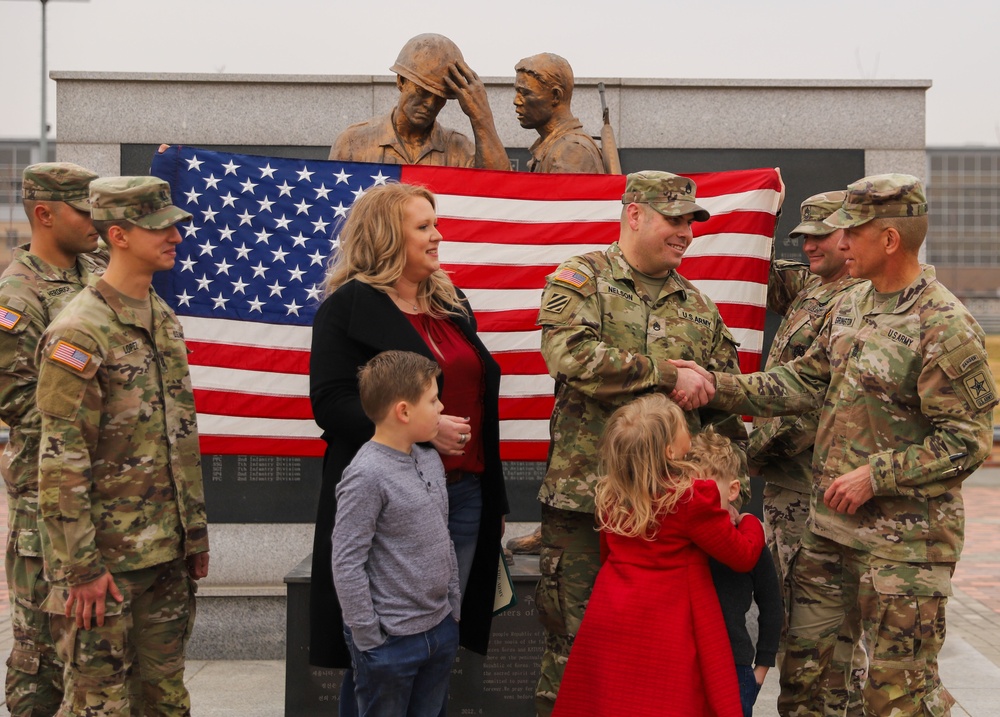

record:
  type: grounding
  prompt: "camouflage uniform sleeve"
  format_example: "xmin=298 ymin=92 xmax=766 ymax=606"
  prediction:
xmin=36 ymin=328 xmax=106 ymax=586
xmin=538 ymin=261 xmax=673 ymax=402
xmin=711 ymin=317 xmax=831 ymax=419
xmin=869 ymin=338 xmax=997 ymax=497
xmin=767 ymin=259 xmax=812 ymax=316
xmin=0 ymin=284 xmax=43 ymax=428
xmin=698 ymin=317 xmax=752 ymax=505
xmin=747 ymin=411 xmax=817 ymax=471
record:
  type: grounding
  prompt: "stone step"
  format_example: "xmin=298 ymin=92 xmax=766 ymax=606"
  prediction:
xmin=188 ymin=587 xmax=286 ymax=660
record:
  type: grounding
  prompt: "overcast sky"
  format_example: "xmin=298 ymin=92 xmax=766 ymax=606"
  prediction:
xmin=1 ymin=0 xmax=998 ymax=147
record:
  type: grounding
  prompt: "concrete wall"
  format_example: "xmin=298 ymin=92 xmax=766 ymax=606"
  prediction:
xmin=54 ymin=72 xmax=929 ymax=177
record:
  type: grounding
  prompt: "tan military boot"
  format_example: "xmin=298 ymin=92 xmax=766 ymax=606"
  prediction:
xmin=506 ymin=525 xmax=542 ymax=555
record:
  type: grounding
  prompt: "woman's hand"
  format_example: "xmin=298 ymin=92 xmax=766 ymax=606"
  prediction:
xmin=432 ymin=414 xmax=472 ymax=456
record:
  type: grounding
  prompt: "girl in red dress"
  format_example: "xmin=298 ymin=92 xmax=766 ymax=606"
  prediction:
xmin=552 ymin=394 xmax=765 ymax=717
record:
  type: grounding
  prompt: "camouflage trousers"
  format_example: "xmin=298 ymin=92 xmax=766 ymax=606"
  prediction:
xmin=779 ymin=529 xmax=955 ymax=717
xmin=763 ymin=484 xmax=867 ymax=716
xmin=5 ymin=534 xmax=64 ymax=717
xmin=534 ymin=505 xmax=600 ymax=717
xmin=44 ymin=558 xmax=196 ymax=717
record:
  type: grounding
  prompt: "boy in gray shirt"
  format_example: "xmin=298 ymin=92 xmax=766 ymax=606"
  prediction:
xmin=332 ymin=350 xmax=460 ymax=717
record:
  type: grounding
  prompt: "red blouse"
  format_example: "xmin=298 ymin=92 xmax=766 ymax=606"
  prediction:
xmin=405 ymin=312 xmax=486 ymax=474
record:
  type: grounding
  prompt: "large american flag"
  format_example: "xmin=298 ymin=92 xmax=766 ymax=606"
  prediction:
xmin=151 ymin=146 xmax=783 ymax=461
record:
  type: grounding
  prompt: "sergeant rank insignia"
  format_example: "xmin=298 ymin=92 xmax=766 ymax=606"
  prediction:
xmin=51 ymin=340 xmax=92 ymax=371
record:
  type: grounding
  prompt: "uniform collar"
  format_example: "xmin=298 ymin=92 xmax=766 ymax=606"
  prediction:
xmin=528 ymin=115 xmax=585 ymax=162
xmin=379 ymin=110 xmax=450 ymax=164
xmin=810 ymin=274 xmax=865 ymax=306
xmin=606 ymin=243 xmax=687 ymax=300
xmin=14 ymin=245 xmax=90 ymax=284
xmin=868 ymin=264 xmax=935 ymax=315
xmin=92 ymin=278 xmax=163 ymax=331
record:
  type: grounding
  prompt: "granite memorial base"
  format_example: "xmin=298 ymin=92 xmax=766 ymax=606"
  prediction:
xmin=284 ymin=555 xmax=544 ymax=716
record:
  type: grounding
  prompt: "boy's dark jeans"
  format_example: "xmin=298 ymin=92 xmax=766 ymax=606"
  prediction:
xmin=344 ymin=616 xmax=459 ymax=717
xmin=736 ymin=664 xmax=763 ymax=717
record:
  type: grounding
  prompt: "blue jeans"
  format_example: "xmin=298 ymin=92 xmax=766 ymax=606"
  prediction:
xmin=344 ymin=616 xmax=459 ymax=717
xmin=447 ymin=473 xmax=482 ymax=598
xmin=736 ymin=664 xmax=762 ymax=717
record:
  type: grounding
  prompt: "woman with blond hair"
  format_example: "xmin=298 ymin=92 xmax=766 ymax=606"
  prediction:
xmin=307 ymin=182 xmax=507 ymax=703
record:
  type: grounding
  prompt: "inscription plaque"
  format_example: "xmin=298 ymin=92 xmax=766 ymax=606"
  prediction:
xmin=202 ymin=455 xmax=322 ymax=523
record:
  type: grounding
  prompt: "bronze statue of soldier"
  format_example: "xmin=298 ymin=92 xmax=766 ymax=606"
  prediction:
xmin=330 ymin=33 xmax=509 ymax=170
xmin=513 ymin=53 xmax=605 ymax=174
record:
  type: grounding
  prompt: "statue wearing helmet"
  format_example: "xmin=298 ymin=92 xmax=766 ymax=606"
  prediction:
xmin=329 ymin=33 xmax=509 ymax=170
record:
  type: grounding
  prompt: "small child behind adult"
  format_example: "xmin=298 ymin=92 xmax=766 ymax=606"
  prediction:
xmin=552 ymin=394 xmax=765 ymax=717
xmin=689 ymin=428 xmax=783 ymax=717
xmin=331 ymin=350 xmax=460 ymax=717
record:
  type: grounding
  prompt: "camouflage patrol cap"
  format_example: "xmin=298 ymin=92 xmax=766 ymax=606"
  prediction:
xmin=22 ymin=162 xmax=98 ymax=211
xmin=89 ymin=176 xmax=191 ymax=230
xmin=789 ymin=191 xmax=847 ymax=238
xmin=622 ymin=171 xmax=710 ymax=222
xmin=824 ymin=174 xmax=927 ymax=229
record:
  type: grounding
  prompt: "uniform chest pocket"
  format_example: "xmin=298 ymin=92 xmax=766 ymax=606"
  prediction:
xmin=106 ymin=339 xmax=156 ymax=392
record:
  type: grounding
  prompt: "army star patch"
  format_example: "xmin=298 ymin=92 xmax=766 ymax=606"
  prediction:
xmin=964 ymin=371 xmax=996 ymax=409
xmin=51 ymin=340 xmax=92 ymax=372
xmin=0 ymin=306 xmax=21 ymax=330
xmin=553 ymin=268 xmax=590 ymax=289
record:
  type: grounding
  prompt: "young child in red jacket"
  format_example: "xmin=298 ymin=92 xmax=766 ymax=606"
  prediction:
xmin=552 ymin=394 xmax=765 ymax=717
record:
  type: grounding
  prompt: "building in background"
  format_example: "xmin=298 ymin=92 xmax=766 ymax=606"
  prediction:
xmin=927 ymin=147 xmax=1000 ymax=332
xmin=0 ymin=139 xmax=57 ymax=270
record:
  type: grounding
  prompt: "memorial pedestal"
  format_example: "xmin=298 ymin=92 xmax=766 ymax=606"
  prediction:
xmin=284 ymin=554 xmax=543 ymax=716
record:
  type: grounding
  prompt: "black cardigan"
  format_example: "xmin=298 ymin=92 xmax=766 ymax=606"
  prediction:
xmin=307 ymin=279 xmax=508 ymax=668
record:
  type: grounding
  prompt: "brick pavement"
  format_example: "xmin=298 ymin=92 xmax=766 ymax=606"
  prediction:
xmin=948 ymin=473 xmax=1000 ymax=670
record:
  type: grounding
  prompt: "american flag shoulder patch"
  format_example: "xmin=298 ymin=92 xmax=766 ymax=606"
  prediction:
xmin=552 ymin=268 xmax=590 ymax=289
xmin=0 ymin=306 xmax=22 ymax=331
xmin=50 ymin=340 xmax=92 ymax=372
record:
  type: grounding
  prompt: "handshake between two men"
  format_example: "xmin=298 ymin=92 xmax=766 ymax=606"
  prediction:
xmin=667 ymin=359 xmax=876 ymax=517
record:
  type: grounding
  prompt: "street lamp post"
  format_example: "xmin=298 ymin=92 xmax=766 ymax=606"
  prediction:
xmin=40 ymin=0 xmax=47 ymax=160
xmin=6 ymin=0 xmax=90 ymax=161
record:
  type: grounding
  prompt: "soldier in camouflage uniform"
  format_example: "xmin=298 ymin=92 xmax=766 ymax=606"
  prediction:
xmin=534 ymin=171 xmax=749 ymax=717
xmin=685 ymin=175 xmax=998 ymax=716
xmin=36 ymin=176 xmax=210 ymax=717
xmin=750 ymin=191 xmax=866 ymax=716
xmin=0 ymin=162 xmax=102 ymax=716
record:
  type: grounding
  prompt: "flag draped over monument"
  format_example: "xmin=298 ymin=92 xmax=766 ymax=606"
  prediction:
xmin=151 ymin=146 xmax=783 ymax=461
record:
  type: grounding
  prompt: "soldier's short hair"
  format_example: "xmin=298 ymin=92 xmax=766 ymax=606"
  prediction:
xmin=687 ymin=427 xmax=740 ymax=482
xmin=92 ymin=218 xmax=132 ymax=244
xmin=870 ymin=215 xmax=929 ymax=254
xmin=357 ymin=350 xmax=440 ymax=423
xmin=515 ymin=53 xmax=574 ymax=103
